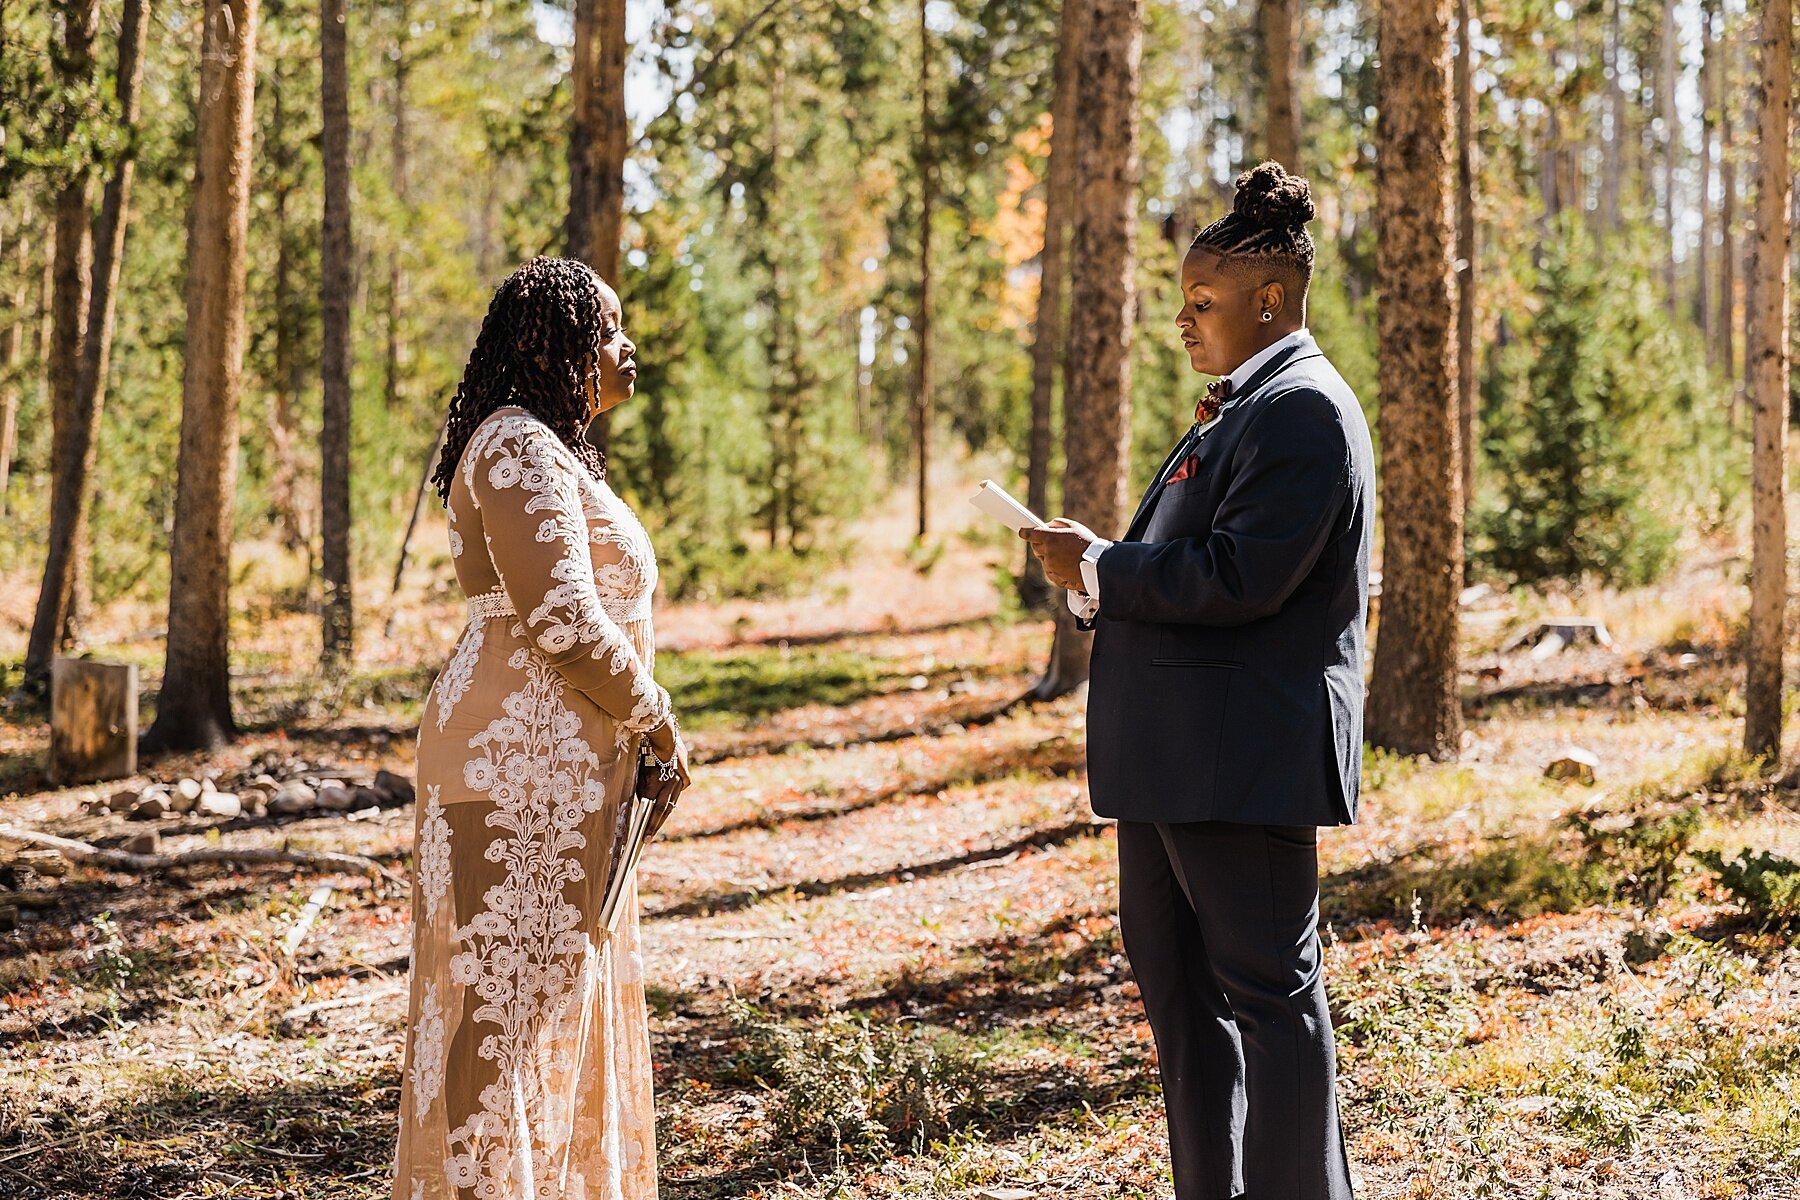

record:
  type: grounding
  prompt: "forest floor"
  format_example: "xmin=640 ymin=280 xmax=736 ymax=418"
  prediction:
xmin=0 ymin=476 xmax=1798 ymax=1200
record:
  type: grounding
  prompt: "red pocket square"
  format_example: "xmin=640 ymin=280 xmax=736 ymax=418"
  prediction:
xmin=1165 ymin=455 xmax=1199 ymax=487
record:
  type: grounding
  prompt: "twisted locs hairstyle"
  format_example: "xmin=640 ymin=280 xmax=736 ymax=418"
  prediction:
xmin=432 ymin=256 xmax=614 ymax=503
xmin=1191 ymin=161 xmax=1317 ymax=292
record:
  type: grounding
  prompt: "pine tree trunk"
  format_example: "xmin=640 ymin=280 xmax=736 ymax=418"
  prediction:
xmin=319 ymin=0 xmax=353 ymax=674
xmin=1696 ymin=0 xmax=1716 ymax=337
xmin=914 ymin=0 xmax=934 ymax=541
xmin=566 ymin=0 xmax=596 ymax=265
xmin=1021 ymin=0 xmax=1085 ymax=612
xmin=1743 ymin=0 xmax=1792 ymax=762
xmin=24 ymin=0 xmax=100 ymax=692
xmin=1659 ymin=0 xmax=1677 ymax=312
xmin=269 ymin=74 xmax=309 ymax=559
xmin=566 ymin=0 xmax=625 ymax=452
xmin=1455 ymin=0 xmax=1475 ymax=518
xmin=1600 ymin=0 xmax=1623 ymax=231
xmin=0 ymin=233 xmax=24 ymax=515
xmin=1366 ymin=0 xmax=1462 ymax=760
xmin=384 ymin=0 xmax=409 ymax=410
xmin=1036 ymin=0 xmax=1142 ymax=700
xmin=1717 ymin=29 xmax=1738 ymax=386
xmin=1259 ymin=0 xmax=1299 ymax=169
xmin=146 ymin=0 xmax=260 ymax=752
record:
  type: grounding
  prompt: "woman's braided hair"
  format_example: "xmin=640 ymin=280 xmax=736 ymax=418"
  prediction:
xmin=1191 ymin=161 xmax=1317 ymax=284
xmin=432 ymin=256 xmax=613 ymax=502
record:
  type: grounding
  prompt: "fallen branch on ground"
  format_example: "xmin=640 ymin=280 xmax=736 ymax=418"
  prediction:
xmin=0 ymin=824 xmax=407 ymax=887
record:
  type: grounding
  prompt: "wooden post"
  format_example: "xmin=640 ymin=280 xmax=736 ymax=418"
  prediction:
xmin=49 ymin=657 xmax=137 ymax=785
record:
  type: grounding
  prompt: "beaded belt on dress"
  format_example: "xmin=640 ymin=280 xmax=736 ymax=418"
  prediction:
xmin=466 ymin=586 xmax=652 ymax=626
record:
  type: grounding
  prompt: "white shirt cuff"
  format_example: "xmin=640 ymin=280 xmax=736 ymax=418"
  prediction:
xmin=1067 ymin=539 xmax=1112 ymax=619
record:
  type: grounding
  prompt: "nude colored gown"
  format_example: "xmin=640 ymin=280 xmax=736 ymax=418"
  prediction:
xmin=393 ymin=406 xmax=672 ymax=1200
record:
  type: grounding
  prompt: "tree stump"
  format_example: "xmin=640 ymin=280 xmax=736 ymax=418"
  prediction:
xmin=49 ymin=657 xmax=137 ymax=785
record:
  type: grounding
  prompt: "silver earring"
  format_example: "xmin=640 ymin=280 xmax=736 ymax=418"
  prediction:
xmin=1260 ymin=311 xmax=1273 ymax=322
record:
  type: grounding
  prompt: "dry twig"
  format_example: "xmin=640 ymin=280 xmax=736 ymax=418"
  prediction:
xmin=0 ymin=824 xmax=406 ymax=887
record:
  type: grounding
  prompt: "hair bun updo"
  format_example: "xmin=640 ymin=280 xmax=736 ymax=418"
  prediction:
xmin=1231 ymin=161 xmax=1316 ymax=231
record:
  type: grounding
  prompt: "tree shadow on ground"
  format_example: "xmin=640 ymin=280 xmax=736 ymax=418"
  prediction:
xmin=1321 ymin=826 xmax=1624 ymax=930
xmin=666 ymin=735 xmax=1083 ymax=843
xmin=645 ymin=818 xmax=1106 ymax=921
xmin=651 ymin=907 xmax=1156 ymax=1199
xmin=1 ymin=1070 xmax=398 ymax=1200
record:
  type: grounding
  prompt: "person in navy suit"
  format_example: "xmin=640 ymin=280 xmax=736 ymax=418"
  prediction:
xmin=1025 ymin=162 xmax=1371 ymax=1200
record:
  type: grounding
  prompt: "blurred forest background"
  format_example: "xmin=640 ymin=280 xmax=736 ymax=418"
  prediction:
xmin=0 ymin=0 xmax=1780 ymax=640
xmin=1 ymin=0 xmax=1799 ymax=1197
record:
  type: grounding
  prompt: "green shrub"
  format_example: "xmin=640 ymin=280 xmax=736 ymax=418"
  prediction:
xmin=1470 ymin=221 xmax=1733 ymax=588
xmin=1694 ymin=849 xmax=1800 ymax=929
xmin=1569 ymin=804 xmax=1703 ymax=907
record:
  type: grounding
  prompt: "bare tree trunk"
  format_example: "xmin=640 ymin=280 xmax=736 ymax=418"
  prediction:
xmin=1021 ymin=0 xmax=1085 ymax=612
xmin=567 ymin=0 xmax=596 ymax=265
xmin=384 ymin=0 xmax=409 ymax=410
xmin=1259 ymin=0 xmax=1299 ymax=169
xmin=1717 ymin=26 xmax=1738 ymax=385
xmin=1367 ymin=0 xmax=1462 ymax=760
xmin=1600 ymin=0 xmax=1623 ymax=231
xmin=1455 ymin=0 xmax=1475 ymax=519
xmin=1036 ymin=0 xmax=1142 ymax=700
xmin=1696 ymin=0 xmax=1716 ymax=336
xmin=268 ymin=75 xmax=309 ymax=560
xmin=0 ymin=232 xmax=26 ymax=515
xmin=23 ymin=0 xmax=100 ymax=692
xmin=1659 ymin=0 xmax=1677 ymax=312
xmin=566 ymin=0 xmax=625 ymax=452
xmin=1743 ymin=0 xmax=1792 ymax=762
xmin=320 ymin=0 xmax=354 ymax=674
xmin=145 ymin=0 xmax=261 ymax=753
xmin=914 ymin=0 xmax=934 ymax=540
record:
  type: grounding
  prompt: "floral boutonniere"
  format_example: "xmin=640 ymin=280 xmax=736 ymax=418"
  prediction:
xmin=1194 ymin=377 xmax=1232 ymax=426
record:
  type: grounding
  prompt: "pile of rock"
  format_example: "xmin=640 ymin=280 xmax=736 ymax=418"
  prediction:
xmin=86 ymin=762 xmax=416 ymax=824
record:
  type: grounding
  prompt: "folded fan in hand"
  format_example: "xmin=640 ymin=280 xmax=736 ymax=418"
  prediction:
xmin=597 ymin=781 xmax=659 ymax=937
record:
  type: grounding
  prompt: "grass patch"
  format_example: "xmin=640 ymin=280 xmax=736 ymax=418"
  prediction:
xmin=1328 ymin=802 xmax=1704 ymax=925
xmin=1695 ymin=848 xmax=1800 ymax=931
xmin=725 ymin=997 xmax=983 ymax=1158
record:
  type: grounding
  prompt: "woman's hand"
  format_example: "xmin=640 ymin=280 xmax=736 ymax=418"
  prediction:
xmin=639 ymin=718 xmax=690 ymax=838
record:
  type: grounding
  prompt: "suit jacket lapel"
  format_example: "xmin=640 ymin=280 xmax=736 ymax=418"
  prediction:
xmin=1121 ymin=337 xmax=1322 ymax=542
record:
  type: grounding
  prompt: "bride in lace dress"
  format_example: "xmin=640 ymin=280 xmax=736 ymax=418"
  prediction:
xmin=393 ymin=257 xmax=691 ymax=1200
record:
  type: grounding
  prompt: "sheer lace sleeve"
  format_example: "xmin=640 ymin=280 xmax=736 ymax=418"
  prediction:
xmin=465 ymin=415 xmax=672 ymax=740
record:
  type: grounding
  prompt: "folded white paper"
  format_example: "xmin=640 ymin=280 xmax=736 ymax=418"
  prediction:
xmin=970 ymin=479 xmax=1045 ymax=532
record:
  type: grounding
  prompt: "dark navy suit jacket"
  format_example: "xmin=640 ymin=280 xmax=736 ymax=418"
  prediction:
xmin=1082 ymin=335 xmax=1374 ymax=827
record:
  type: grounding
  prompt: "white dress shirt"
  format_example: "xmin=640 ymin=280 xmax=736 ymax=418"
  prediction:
xmin=1068 ymin=329 xmax=1311 ymax=620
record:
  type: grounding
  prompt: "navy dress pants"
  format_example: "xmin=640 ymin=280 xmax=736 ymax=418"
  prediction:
xmin=1116 ymin=819 xmax=1354 ymax=1200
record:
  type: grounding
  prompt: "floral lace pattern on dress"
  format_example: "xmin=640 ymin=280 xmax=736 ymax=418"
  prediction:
xmin=443 ymin=649 xmax=608 ymax=1198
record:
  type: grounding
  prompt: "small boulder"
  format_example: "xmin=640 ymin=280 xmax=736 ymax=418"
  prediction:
xmin=373 ymin=769 xmax=416 ymax=806
xmin=169 ymin=779 xmax=203 ymax=814
xmin=107 ymin=788 xmax=141 ymax=814
xmin=316 ymin=785 xmax=356 ymax=812
xmin=238 ymin=786 xmax=270 ymax=816
xmin=351 ymin=785 xmax=389 ymax=810
xmin=128 ymin=791 xmax=170 ymax=820
xmin=268 ymin=783 xmax=318 ymax=816
xmin=1545 ymin=748 xmax=1600 ymax=786
xmin=122 ymin=830 xmax=160 ymax=855
xmin=197 ymin=792 xmax=242 ymax=820
xmin=253 ymin=773 xmax=280 ymax=790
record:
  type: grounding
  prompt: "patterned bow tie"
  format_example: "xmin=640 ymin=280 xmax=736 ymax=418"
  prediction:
xmin=1195 ymin=376 xmax=1232 ymax=425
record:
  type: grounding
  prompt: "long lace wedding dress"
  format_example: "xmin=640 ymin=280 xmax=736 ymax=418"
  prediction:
xmin=393 ymin=406 xmax=670 ymax=1200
